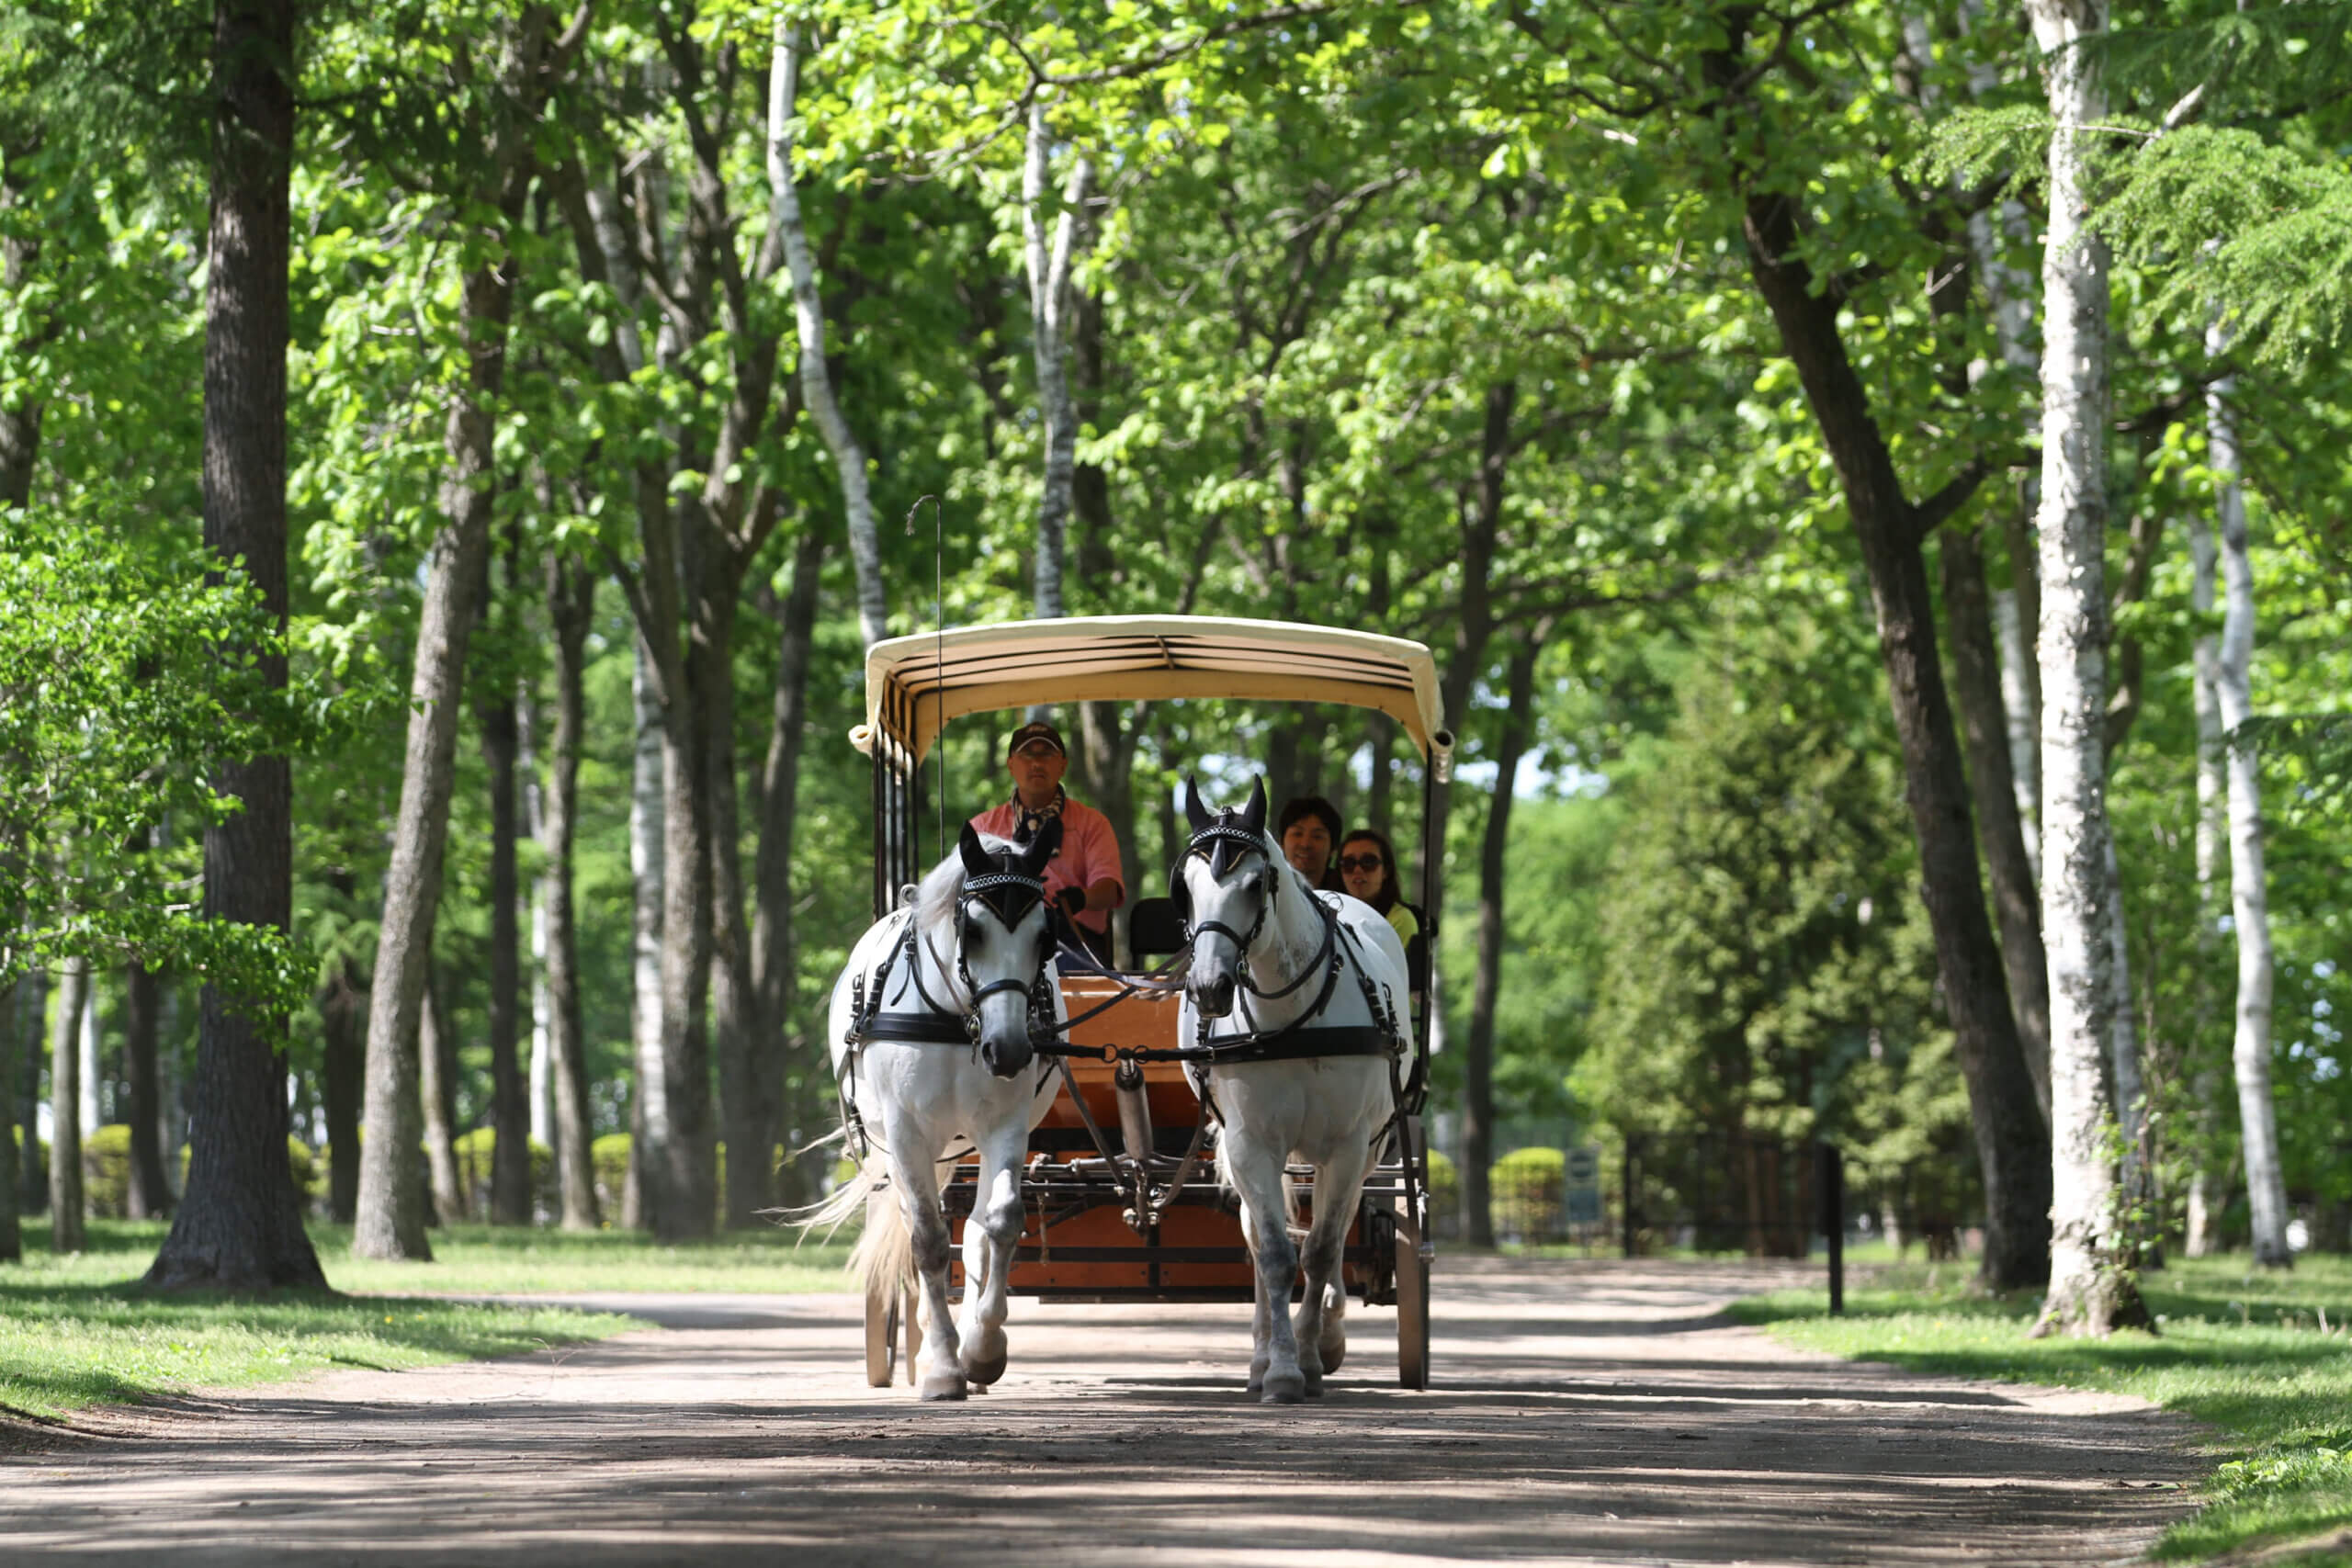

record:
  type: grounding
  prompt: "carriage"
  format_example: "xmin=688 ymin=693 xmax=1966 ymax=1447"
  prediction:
xmin=847 ymin=615 xmax=1449 ymax=1391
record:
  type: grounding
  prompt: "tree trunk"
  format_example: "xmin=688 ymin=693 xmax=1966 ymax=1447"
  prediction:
xmin=16 ymin=973 xmax=44 ymax=1215
xmin=2027 ymin=0 xmax=2148 ymax=1335
xmin=417 ymin=964 xmax=464 ymax=1224
xmin=147 ymin=0 xmax=322 ymax=1292
xmin=76 ymin=963 xmax=99 ymax=1139
xmin=318 ymin=956 xmax=364 ymax=1224
xmin=1713 ymin=71 xmax=2052 ymax=1286
xmin=352 ymin=9 xmax=571 ymax=1258
xmin=753 ymin=528 xmax=825 ymax=1204
xmin=1024 ymin=98 xmax=1094 ymax=622
xmin=772 ymin=23 xmax=886 ymax=647
xmin=479 ymin=577 xmax=528 ymax=1227
xmin=2184 ymin=512 xmax=2226 ymax=1257
xmin=1992 ymin=584 xmax=2041 ymax=880
xmin=626 ymin=636 xmax=664 ymax=1230
xmin=123 ymin=958 xmax=171 ymax=1217
xmin=652 ymin=669 xmax=716 ymax=1240
xmin=1941 ymin=528 xmax=2052 ymax=1122
xmin=2207 ymin=355 xmax=2290 ymax=1269
xmin=698 ymin=562 xmax=767 ymax=1230
xmin=1464 ymin=636 xmax=1544 ymax=1248
xmin=544 ymin=553 xmax=599 ymax=1231
xmin=0 ymin=981 xmax=16 ymax=1260
xmin=0 ymin=132 xmax=49 ymax=509
xmin=49 ymin=960 xmax=87 ymax=1252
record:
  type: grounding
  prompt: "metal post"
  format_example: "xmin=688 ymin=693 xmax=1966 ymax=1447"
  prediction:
xmin=1815 ymin=1140 xmax=1844 ymax=1315
xmin=1621 ymin=1134 xmax=1637 ymax=1259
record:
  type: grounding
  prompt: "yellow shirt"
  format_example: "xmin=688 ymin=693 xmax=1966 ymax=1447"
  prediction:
xmin=1385 ymin=900 xmax=1420 ymax=952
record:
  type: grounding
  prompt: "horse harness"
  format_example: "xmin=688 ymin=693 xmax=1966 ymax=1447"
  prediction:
xmin=837 ymin=865 xmax=1059 ymax=1162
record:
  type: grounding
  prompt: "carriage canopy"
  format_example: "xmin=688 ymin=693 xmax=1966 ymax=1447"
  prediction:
xmin=853 ymin=615 xmax=1453 ymax=768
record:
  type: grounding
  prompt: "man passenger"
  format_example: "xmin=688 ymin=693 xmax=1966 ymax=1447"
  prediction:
xmin=968 ymin=720 xmax=1125 ymax=964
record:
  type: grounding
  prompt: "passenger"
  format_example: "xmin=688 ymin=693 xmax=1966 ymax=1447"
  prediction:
xmin=1338 ymin=828 xmax=1419 ymax=950
xmin=968 ymin=720 xmax=1125 ymax=965
xmin=1275 ymin=795 xmax=1345 ymax=892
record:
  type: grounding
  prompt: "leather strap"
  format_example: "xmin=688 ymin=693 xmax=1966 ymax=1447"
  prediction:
xmin=1198 ymin=1024 xmax=1396 ymax=1066
xmin=862 ymin=1011 xmax=972 ymax=1046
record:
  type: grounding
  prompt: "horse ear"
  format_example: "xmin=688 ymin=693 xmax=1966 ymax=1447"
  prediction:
xmin=1242 ymin=776 xmax=1268 ymax=833
xmin=958 ymin=822 xmax=993 ymax=878
xmin=1183 ymin=776 xmax=1212 ymax=833
xmin=1022 ymin=816 xmax=1062 ymax=873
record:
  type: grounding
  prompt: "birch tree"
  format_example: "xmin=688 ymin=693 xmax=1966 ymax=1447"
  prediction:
xmin=2184 ymin=512 xmax=2226 ymax=1256
xmin=48 ymin=958 xmax=85 ymax=1253
xmin=1023 ymin=98 xmax=1094 ymax=621
xmin=772 ymin=22 xmax=887 ymax=649
xmin=2025 ymin=0 xmax=2146 ymax=1336
xmin=2206 ymin=350 xmax=2291 ymax=1269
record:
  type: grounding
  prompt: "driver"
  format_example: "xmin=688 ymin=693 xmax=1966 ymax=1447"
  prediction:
xmin=968 ymin=720 xmax=1125 ymax=964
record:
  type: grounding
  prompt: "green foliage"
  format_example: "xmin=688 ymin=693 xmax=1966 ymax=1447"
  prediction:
xmin=0 ymin=509 xmax=307 ymax=1012
xmin=1575 ymin=616 xmax=1963 ymax=1181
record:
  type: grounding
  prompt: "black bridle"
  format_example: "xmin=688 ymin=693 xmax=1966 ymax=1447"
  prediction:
xmin=1178 ymin=818 xmax=1333 ymax=1004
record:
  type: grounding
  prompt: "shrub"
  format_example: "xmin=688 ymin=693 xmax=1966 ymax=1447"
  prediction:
xmin=84 ymin=1124 xmax=133 ymax=1216
xmin=1490 ymin=1146 xmax=1567 ymax=1243
xmin=451 ymin=1129 xmax=557 ymax=1216
xmin=592 ymin=1134 xmax=630 ymax=1218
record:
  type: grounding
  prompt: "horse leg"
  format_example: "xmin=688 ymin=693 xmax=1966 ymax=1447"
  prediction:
xmin=1240 ymin=1201 xmax=1272 ymax=1396
xmin=1226 ymin=1138 xmax=1306 ymax=1404
xmin=886 ymin=1134 xmax=967 ymax=1402
xmin=958 ymin=1123 xmax=1027 ymax=1388
xmin=1295 ymin=1135 xmax=1377 ymax=1396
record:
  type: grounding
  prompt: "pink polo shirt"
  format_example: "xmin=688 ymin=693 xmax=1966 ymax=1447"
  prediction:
xmin=967 ymin=794 xmax=1124 ymax=936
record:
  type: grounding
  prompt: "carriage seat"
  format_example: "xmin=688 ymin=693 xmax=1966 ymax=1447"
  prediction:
xmin=1128 ymin=897 xmax=1185 ymax=964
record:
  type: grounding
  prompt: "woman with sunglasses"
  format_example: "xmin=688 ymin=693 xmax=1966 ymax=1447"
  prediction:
xmin=1336 ymin=828 xmax=1419 ymax=951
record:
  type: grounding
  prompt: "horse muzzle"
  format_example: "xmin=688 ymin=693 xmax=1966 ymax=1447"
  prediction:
xmin=978 ymin=1032 xmax=1035 ymax=1080
xmin=1187 ymin=969 xmax=1236 ymax=1019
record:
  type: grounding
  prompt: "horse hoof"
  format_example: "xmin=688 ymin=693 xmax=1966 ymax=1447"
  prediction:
xmin=1261 ymin=1371 xmax=1306 ymax=1404
xmin=919 ymin=1372 xmax=968 ymax=1402
xmin=1319 ymin=1328 xmax=1346 ymax=1372
xmin=962 ymin=1351 xmax=1007 ymax=1387
xmin=1303 ymin=1374 xmax=1325 ymax=1398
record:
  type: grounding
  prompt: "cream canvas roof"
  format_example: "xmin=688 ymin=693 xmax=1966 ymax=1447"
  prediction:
xmin=854 ymin=615 xmax=1449 ymax=765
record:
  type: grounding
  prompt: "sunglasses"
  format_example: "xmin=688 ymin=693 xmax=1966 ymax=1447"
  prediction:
xmin=1338 ymin=854 xmax=1385 ymax=874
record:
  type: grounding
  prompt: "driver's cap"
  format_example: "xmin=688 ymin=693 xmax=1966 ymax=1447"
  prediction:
xmin=1006 ymin=720 xmax=1066 ymax=759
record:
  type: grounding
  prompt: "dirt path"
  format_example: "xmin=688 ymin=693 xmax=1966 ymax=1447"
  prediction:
xmin=0 ymin=1258 xmax=2204 ymax=1565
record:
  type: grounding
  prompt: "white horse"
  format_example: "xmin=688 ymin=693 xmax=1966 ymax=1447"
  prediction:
xmin=819 ymin=821 xmax=1066 ymax=1401
xmin=1177 ymin=778 xmax=1410 ymax=1403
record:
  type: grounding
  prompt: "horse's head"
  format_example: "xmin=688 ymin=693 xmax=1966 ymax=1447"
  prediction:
xmin=1177 ymin=775 xmax=1274 ymax=1020
xmin=954 ymin=818 xmax=1062 ymax=1078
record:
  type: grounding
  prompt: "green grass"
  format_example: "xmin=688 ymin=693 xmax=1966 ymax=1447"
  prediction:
xmin=0 ymin=1216 xmax=856 ymax=1425
xmin=1733 ymin=1252 xmax=2352 ymax=1563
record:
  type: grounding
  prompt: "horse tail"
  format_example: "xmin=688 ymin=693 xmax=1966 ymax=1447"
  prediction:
xmin=846 ymin=1175 xmax=914 ymax=1300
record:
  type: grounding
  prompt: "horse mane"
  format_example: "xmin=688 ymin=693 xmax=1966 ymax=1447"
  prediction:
xmin=911 ymin=828 xmax=1023 ymax=933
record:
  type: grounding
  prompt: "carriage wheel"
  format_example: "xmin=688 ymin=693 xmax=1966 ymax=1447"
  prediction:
xmin=1395 ymin=1209 xmax=1430 ymax=1390
xmin=901 ymin=1282 xmax=921 ymax=1386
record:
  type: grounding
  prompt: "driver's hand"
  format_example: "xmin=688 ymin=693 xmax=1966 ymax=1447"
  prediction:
xmin=1054 ymin=885 xmax=1088 ymax=915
